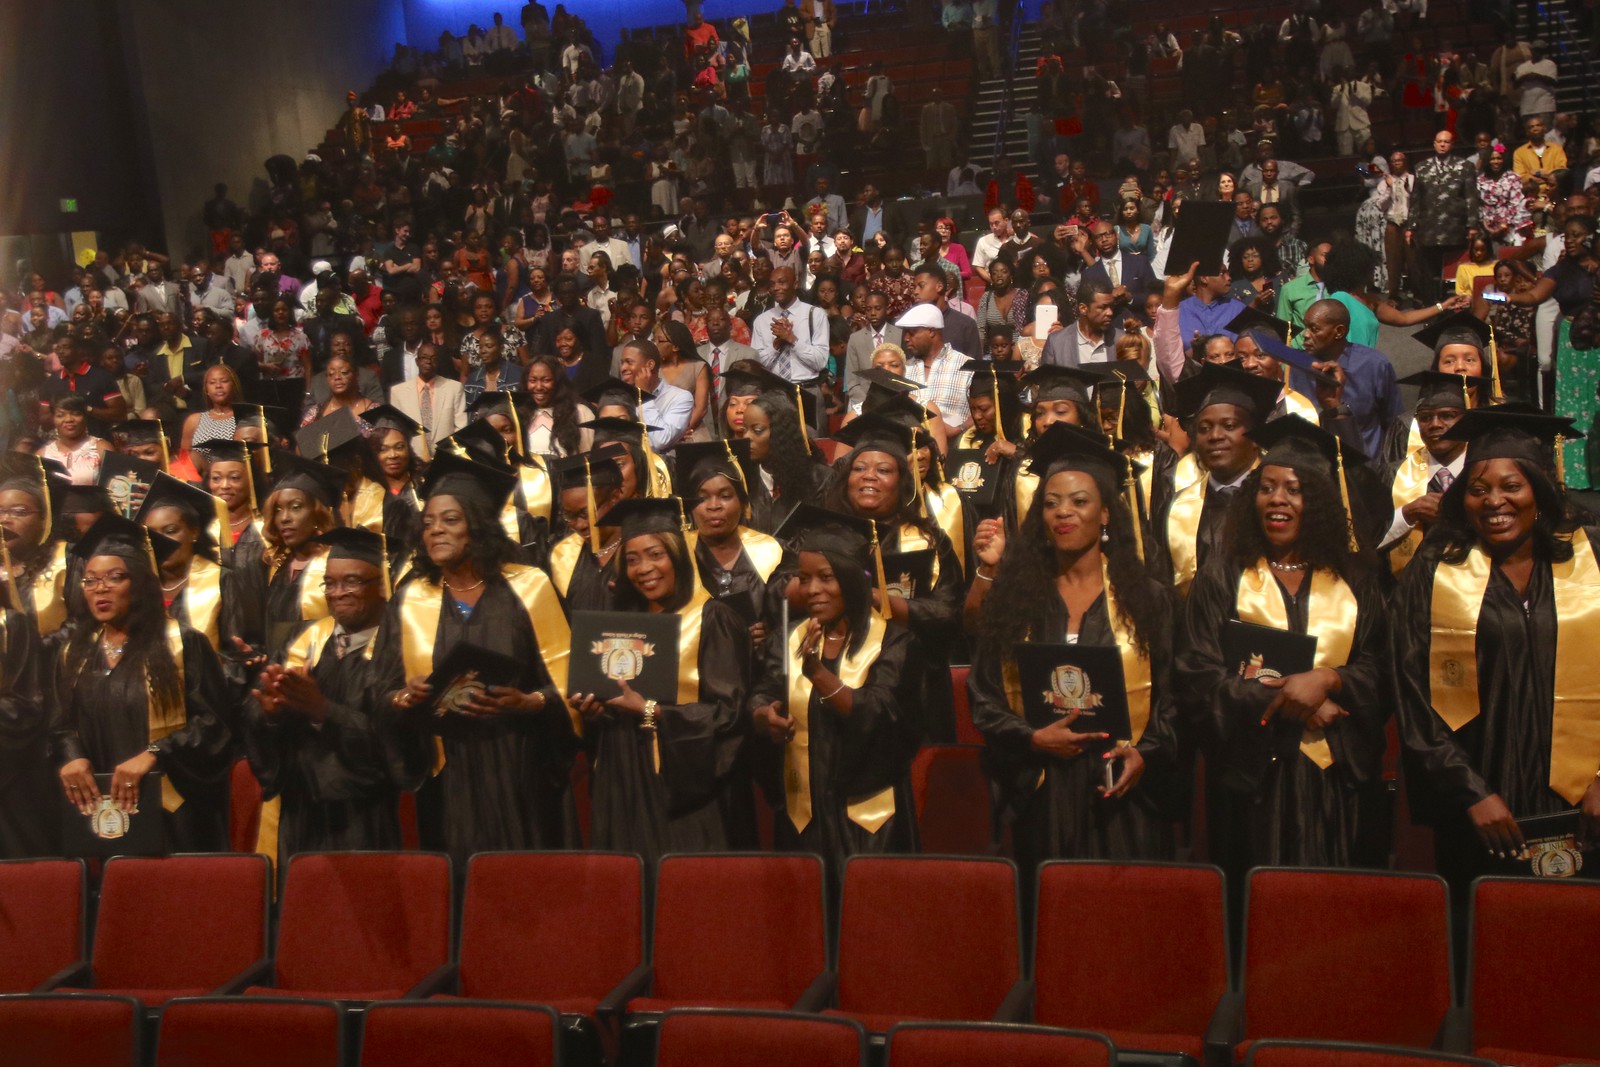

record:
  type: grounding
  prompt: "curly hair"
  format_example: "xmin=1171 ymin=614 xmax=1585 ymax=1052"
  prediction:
xmin=1424 ymin=457 xmax=1593 ymax=565
xmin=1320 ymin=240 xmax=1378 ymax=297
xmin=1220 ymin=463 xmax=1377 ymax=583
xmin=260 ymin=489 xmax=337 ymax=570
xmin=406 ymin=489 xmax=519 ymax=584
xmin=1230 ymin=235 xmax=1282 ymax=280
xmin=613 ymin=528 xmax=697 ymax=612
xmin=523 ymin=353 xmax=583 ymax=456
xmin=749 ymin=392 xmax=816 ymax=503
xmin=822 ymin=442 xmax=943 ymax=545
xmin=977 ymin=463 xmax=1168 ymax=659
xmin=64 ymin=562 xmax=182 ymax=711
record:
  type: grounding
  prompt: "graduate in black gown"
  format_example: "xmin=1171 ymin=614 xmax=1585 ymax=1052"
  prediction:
xmin=243 ymin=529 xmax=398 ymax=868
xmin=1394 ymin=408 xmax=1600 ymax=904
xmin=949 ymin=359 xmax=1026 ymax=527
xmin=677 ymin=439 xmax=790 ymax=655
xmin=547 ymin=448 xmax=629 ymax=613
xmin=52 ymin=517 xmax=234 ymax=851
xmin=261 ymin=451 xmax=347 ymax=657
xmin=996 ymin=365 xmax=1110 ymax=533
xmin=967 ymin=424 xmax=1181 ymax=866
xmin=374 ymin=453 xmax=579 ymax=864
xmin=568 ymin=498 xmax=755 ymax=865
xmin=747 ymin=505 xmax=926 ymax=880
xmin=0 ymin=454 xmax=72 ymax=644
xmin=721 ymin=362 xmax=826 ymax=535
xmin=1176 ymin=416 xmax=1391 ymax=887
xmin=361 ymin=405 xmax=426 ymax=576
xmin=136 ymin=472 xmax=261 ymax=656
xmin=297 ymin=408 xmax=388 ymax=536
xmin=0 ymin=582 xmax=53 ymax=858
xmin=465 ymin=391 xmax=556 ymax=558
xmin=204 ymin=440 xmax=268 ymax=613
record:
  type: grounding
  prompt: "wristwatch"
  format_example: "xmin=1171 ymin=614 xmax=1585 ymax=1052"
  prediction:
xmin=145 ymin=743 xmax=161 ymax=765
xmin=641 ymin=700 xmax=659 ymax=731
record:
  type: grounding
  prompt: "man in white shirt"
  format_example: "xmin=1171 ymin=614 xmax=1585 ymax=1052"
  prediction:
xmin=485 ymin=12 xmax=519 ymax=52
xmin=1380 ymin=371 xmax=1470 ymax=559
xmin=619 ymin=338 xmax=694 ymax=450
xmin=1168 ymin=110 xmax=1206 ymax=169
xmin=699 ymin=307 xmax=758 ymax=429
xmin=751 ymin=267 xmax=830 ymax=431
xmin=578 ymin=215 xmax=632 ymax=275
xmin=896 ymin=302 xmax=972 ymax=432
xmin=971 ymin=208 xmax=1009 ymax=283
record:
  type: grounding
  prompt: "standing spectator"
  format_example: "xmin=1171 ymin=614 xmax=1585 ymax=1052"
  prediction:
xmin=751 ymin=266 xmax=829 ymax=429
xmin=1479 ymin=144 xmax=1532 ymax=245
xmin=1330 ymin=70 xmax=1377 ymax=156
xmin=1168 ymin=109 xmax=1206 ymax=169
xmin=760 ymin=111 xmax=795 ymax=204
xmin=971 ymin=0 xmax=1000 ymax=80
xmin=1514 ymin=42 xmax=1559 ymax=127
xmin=1512 ymin=117 xmax=1568 ymax=192
xmin=1406 ymin=130 xmax=1480 ymax=303
xmin=1295 ymin=298 xmax=1401 ymax=457
xmin=917 ymin=86 xmax=960 ymax=181
xmin=971 ymin=208 xmax=1008 ymax=283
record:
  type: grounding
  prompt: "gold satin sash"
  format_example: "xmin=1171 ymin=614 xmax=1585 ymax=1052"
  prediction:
xmin=29 ymin=542 xmax=69 ymax=637
xmin=350 ymin=479 xmax=385 ymax=533
xmin=924 ymin=484 xmax=966 ymax=572
xmin=1166 ymin=459 xmax=1207 ymax=595
xmin=893 ymin=524 xmax=940 ymax=588
xmin=147 ymin=620 xmax=188 ymax=813
xmin=183 ymin=556 xmax=224 ymax=651
xmin=737 ymin=527 xmax=784 ymax=581
xmin=648 ymin=586 xmax=712 ymax=773
xmin=1427 ymin=543 xmax=1493 ymax=733
xmin=1281 ymin=388 xmax=1317 ymax=421
xmin=1236 ymin=560 xmax=1359 ymax=769
xmin=548 ymin=533 xmax=583 ymax=598
xmin=647 ymin=452 xmax=672 ymax=498
xmin=1388 ymin=446 xmax=1433 ymax=575
xmin=784 ymin=613 xmax=891 ymax=834
xmin=519 ymin=460 xmax=552 ymax=521
xmin=271 ymin=546 xmax=330 ymax=622
xmin=956 ymin=427 xmax=985 ymax=450
xmin=1015 ymin=469 xmax=1038 ymax=520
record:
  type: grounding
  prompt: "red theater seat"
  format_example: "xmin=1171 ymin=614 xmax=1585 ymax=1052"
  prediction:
xmin=910 ymin=745 xmax=992 ymax=856
xmin=0 ymin=859 xmax=87 ymax=993
xmin=361 ymin=1001 xmax=558 ymax=1067
xmin=655 ymin=1008 xmax=865 ymax=1067
xmin=0 ymin=993 xmax=141 ymax=1067
xmin=156 ymin=996 xmax=341 ymax=1067
xmin=886 ymin=1022 xmax=1114 ymax=1067
xmin=1248 ymin=1040 xmax=1496 ymax=1067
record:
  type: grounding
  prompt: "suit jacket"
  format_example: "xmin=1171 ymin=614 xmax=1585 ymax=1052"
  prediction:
xmin=698 ymin=338 xmax=758 ymax=431
xmin=301 ymin=313 xmax=372 ymax=370
xmin=190 ymin=339 xmax=262 ymax=403
xmin=844 ymin=323 xmax=903 ymax=406
xmin=848 ymin=203 xmax=904 ymax=249
xmin=941 ymin=307 xmax=981 ymax=363
xmin=390 ymin=376 xmax=468 ymax=458
xmin=1080 ymin=251 xmax=1160 ymax=300
xmin=533 ymin=306 xmax=610 ymax=394
xmin=1245 ymin=179 xmax=1300 ymax=224
xmin=1407 ymin=153 xmax=1480 ymax=247
xmin=1040 ymin=321 xmax=1122 ymax=368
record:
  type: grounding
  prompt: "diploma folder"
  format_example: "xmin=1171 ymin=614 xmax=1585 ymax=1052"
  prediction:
xmin=1515 ymin=811 xmax=1589 ymax=878
xmin=880 ymin=549 xmax=935 ymax=601
xmin=1012 ymin=642 xmax=1131 ymax=754
xmin=1163 ymin=200 xmax=1236 ymax=278
xmin=568 ymin=610 xmax=681 ymax=706
xmin=61 ymin=774 xmax=168 ymax=858
xmin=945 ymin=449 xmax=1000 ymax=506
xmin=423 ymin=642 xmax=540 ymax=717
xmin=1221 ymin=620 xmax=1317 ymax=682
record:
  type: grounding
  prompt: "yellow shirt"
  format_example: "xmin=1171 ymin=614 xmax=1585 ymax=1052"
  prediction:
xmin=1453 ymin=260 xmax=1496 ymax=299
xmin=1512 ymin=140 xmax=1567 ymax=183
xmin=157 ymin=338 xmax=192 ymax=409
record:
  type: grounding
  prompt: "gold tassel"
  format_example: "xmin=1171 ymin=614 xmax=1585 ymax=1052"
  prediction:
xmin=583 ymin=457 xmax=600 ymax=554
xmin=1486 ymin=322 xmax=1504 ymax=402
xmin=32 ymin=457 xmax=52 ymax=547
xmin=1124 ymin=457 xmax=1144 ymax=563
xmin=141 ymin=528 xmax=159 ymax=578
xmin=1459 ymin=373 xmax=1470 ymax=411
xmin=159 ymin=430 xmax=171 ymax=471
xmin=992 ymin=374 xmax=1007 ymax=443
xmin=1116 ymin=384 xmax=1127 ymax=439
xmin=258 ymin=415 xmax=272 ymax=474
xmin=506 ymin=396 xmax=523 ymax=459
xmin=723 ymin=440 xmax=751 ymax=520
xmin=1335 ymin=438 xmax=1359 ymax=553
xmin=0 ymin=536 xmax=21 ymax=613
xmin=1555 ymin=433 xmax=1566 ymax=487
xmin=793 ymin=384 xmax=812 ymax=455
xmin=378 ymin=531 xmax=391 ymax=595
xmin=871 ymin=521 xmax=891 ymax=621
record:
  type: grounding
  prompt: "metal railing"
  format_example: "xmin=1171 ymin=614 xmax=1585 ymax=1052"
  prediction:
xmin=988 ymin=11 xmax=1027 ymax=167
xmin=1528 ymin=0 xmax=1594 ymax=112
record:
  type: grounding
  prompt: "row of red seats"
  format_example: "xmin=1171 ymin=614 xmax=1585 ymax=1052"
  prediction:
xmin=1 ymin=854 xmax=1594 ymax=1067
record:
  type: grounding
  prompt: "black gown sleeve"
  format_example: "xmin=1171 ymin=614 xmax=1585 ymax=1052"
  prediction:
xmin=904 ymin=530 xmax=964 ymax=650
xmin=368 ymin=590 xmax=437 ymax=792
xmin=1323 ymin=574 xmax=1392 ymax=787
xmin=657 ymin=600 xmax=751 ymax=813
xmin=153 ymin=630 xmax=238 ymax=798
xmin=0 ymin=610 xmax=47 ymax=773
xmin=832 ymin=625 xmax=927 ymax=799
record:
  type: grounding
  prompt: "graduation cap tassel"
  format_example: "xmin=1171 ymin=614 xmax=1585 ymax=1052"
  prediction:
xmin=723 ymin=440 xmax=752 ymax=520
xmin=1335 ymin=439 xmax=1359 ymax=554
xmin=871 ymin=521 xmax=891 ymax=622
xmin=1124 ymin=458 xmax=1145 ymax=563
xmin=259 ymin=415 xmax=272 ymax=474
xmin=583 ymin=457 xmax=601 ymax=555
xmin=379 ymin=531 xmax=391 ymax=596
xmin=1555 ymin=433 xmax=1566 ymax=488
xmin=1487 ymin=322 xmax=1505 ymax=403
xmin=793 ymin=384 xmax=812 ymax=455
xmin=32 ymin=458 xmax=51 ymax=547
xmin=992 ymin=375 xmax=1007 ymax=444
xmin=1116 ymin=386 xmax=1127 ymax=440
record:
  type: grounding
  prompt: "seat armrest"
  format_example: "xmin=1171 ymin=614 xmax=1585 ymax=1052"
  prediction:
xmin=405 ymin=963 xmax=459 ymax=999
xmin=994 ymin=978 xmax=1034 ymax=1022
xmin=1203 ymin=990 xmax=1245 ymax=1067
xmin=597 ymin=963 xmax=652 ymax=1019
xmin=215 ymin=958 xmax=274 ymax=995
xmin=34 ymin=960 xmax=90 ymax=992
xmin=792 ymin=970 xmax=837 ymax=1012
xmin=1435 ymin=1005 xmax=1472 ymax=1053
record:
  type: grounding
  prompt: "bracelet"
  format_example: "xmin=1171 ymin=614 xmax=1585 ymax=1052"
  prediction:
xmin=820 ymin=682 xmax=846 ymax=701
xmin=975 ymin=569 xmax=995 ymax=583
xmin=641 ymin=699 xmax=658 ymax=731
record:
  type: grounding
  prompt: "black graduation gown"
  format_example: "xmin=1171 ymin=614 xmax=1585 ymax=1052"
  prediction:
xmin=1150 ymin=472 xmax=1241 ymax=591
xmin=241 ymin=623 xmax=399 ymax=863
xmin=381 ymin=481 xmax=422 ymax=574
xmin=746 ymin=460 xmax=822 ymax=535
xmin=558 ymin=546 xmax=617 ymax=614
xmin=221 ymin=524 xmax=268 ymax=646
xmin=1393 ymin=536 xmax=1590 ymax=888
xmin=373 ymin=577 xmax=580 ymax=865
xmin=169 ymin=560 xmax=261 ymax=660
xmin=879 ymin=520 xmax=964 ymax=743
xmin=265 ymin=556 xmax=327 ymax=656
xmin=693 ymin=534 xmax=791 ymax=632
xmin=969 ymin=587 xmax=1180 ymax=865
xmin=50 ymin=628 xmax=234 ymax=852
xmin=587 ymin=599 xmax=754 ymax=866
xmin=0 ymin=609 xmax=55 ymax=858
xmin=748 ymin=622 xmax=926 ymax=877
xmin=1175 ymin=561 xmax=1390 ymax=875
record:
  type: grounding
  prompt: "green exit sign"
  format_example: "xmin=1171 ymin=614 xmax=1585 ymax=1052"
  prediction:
xmin=59 ymin=198 xmax=78 ymax=213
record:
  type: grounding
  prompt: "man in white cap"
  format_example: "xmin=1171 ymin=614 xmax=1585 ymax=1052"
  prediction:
xmin=897 ymin=302 xmax=973 ymax=435
xmin=298 ymin=260 xmax=335 ymax=313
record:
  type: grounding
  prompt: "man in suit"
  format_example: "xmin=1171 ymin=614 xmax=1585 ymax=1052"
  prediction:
xmin=192 ymin=310 xmax=262 ymax=402
xmin=1227 ymin=191 xmax=1263 ymax=244
xmin=803 ymin=175 xmax=848 ymax=233
xmin=1243 ymin=159 xmax=1300 ymax=230
xmin=1041 ymin=276 xmax=1121 ymax=367
xmin=533 ymin=274 xmax=610 ymax=394
xmin=843 ymin=291 xmax=902 ymax=409
xmin=378 ymin=304 xmax=428 ymax=389
xmin=698 ymin=306 xmax=757 ymax=430
xmin=134 ymin=263 xmax=182 ymax=316
xmin=848 ymin=182 xmax=901 ymax=249
xmin=1405 ymin=129 xmax=1480 ymax=304
xmin=1079 ymin=221 xmax=1159 ymax=322
xmin=389 ymin=343 xmax=467 ymax=458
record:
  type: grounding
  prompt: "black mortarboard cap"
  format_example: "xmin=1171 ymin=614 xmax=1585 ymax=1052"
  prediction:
xmin=1173 ymin=362 xmax=1282 ymax=422
xmin=554 ymin=450 xmax=623 ymax=492
xmin=1441 ymin=404 xmax=1583 ymax=475
xmin=314 ymin=527 xmax=385 ymax=568
xmin=580 ymin=415 xmax=662 ymax=443
xmin=673 ymin=438 xmax=754 ymax=500
xmin=71 ymin=513 xmax=179 ymax=572
xmin=776 ymin=502 xmax=878 ymax=559
xmin=201 ymin=440 xmax=266 ymax=465
xmin=1020 ymin=364 xmax=1114 ymax=406
xmin=831 ymin=412 xmax=915 ymax=456
xmin=269 ymin=449 xmax=346 ymax=509
xmin=60 ymin=483 xmax=112 ymax=517
xmin=1398 ymin=369 xmax=1485 ymax=412
xmin=1414 ymin=309 xmax=1492 ymax=355
xmin=1249 ymin=412 xmax=1370 ymax=475
xmin=581 ymin=376 xmax=655 ymax=409
xmin=1226 ymin=305 xmax=1292 ymax=345
xmin=114 ymin=418 xmax=167 ymax=447
xmin=295 ymin=407 xmax=366 ymax=462
xmin=1253 ymin=333 xmax=1339 ymax=387
xmin=135 ymin=472 xmax=225 ymax=551
xmin=855 ymin=366 xmax=921 ymax=394
xmin=423 ymin=450 xmax=519 ymax=511
xmin=604 ymin=496 xmax=692 ymax=541
xmin=722 ymin=360 xmax=791 ymax=397
xmin=864 ymin=390 xmax=938 ymax=429
xmin=439 ymin=420 xmax=515 ymax=469
xmin=1024 ymin=422 xmax=1132 ymax=484
xmin=359 ymin=404 xmax=422 ymax=438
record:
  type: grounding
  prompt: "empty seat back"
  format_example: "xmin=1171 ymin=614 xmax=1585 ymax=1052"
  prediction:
xmin=0 ymin=993 xmax=140 ymax=1067
xmin=656 ymin=1008 xmax=865 ymax=1067
xmin=1248 ymin=1039 xmax=1498 ymax=1067
xmin=360 ymin=1002 xmax=557 ymax=1067
xmin=0 ymin=859 xmax=86 ymax=992
xmin=156 ymin=996 xmax=341 ymax=1067
xmin=886 ymin=1022 xmax=1114 ymax=1067
xmin=910 ymin=745 xmax=992 ymax=856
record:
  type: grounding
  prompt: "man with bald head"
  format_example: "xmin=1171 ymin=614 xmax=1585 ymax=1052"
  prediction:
xmin=751 ymin=265 xmax=829 ymax=432
xmin=1296 ymin=298 xmax=1402 ymax=457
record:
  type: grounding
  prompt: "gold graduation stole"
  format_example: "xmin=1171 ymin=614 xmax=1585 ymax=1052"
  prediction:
xmin=519 ymin=458 xmax=552 ymax=522
xmin=350 ymin=479 xmax=386 ymax=534
xmin=1429 ymin=530 xmax=1600 ymax=804
xmin=1015 ymin=468 xmax=1039 ymax=520
xmin=547 ymin=533 xmax=584 ymax=598
xmin=647 ymin=452 xmax=672 ymax=498
xmin=956 ymin=427 xmax=988 ymax=450
xmin=1166 ymin=453 xmax=1208 ymax=595
xmin=1281 ymin=388 xmax=1318 ymax=421
xmin=285 ymin=615 xmax=376 ymax=671
xmin=923 ymin=484 xmax=966 ymax=572
xmin=648 ymin=586 xmax=713 ymax=774
xmin=400 ymin=565 xmax=577 ymax=774
xmin=270 ymin=545 xmax=331 ymax=622
xmin=737 ymin=527 xmax=784 ymax=581
xmin=784 ymin=612 xmax=892 ymax=834
xmin=28 ymin=541 xmax=70 ymax=637
xmin=1388 ymin=446 xmax=1433 ymax=575
xmin=147 ymin=620 xmax=188 ymax=813
xmin=892 ymin=523 xmax=941 ymax=588
xmin=1236 ymin=560 xmax=1359 ymax=770
xmin=181 ymin=555 xmax=224 ymax=651
xmin=1405 ymin=417 xmax=1423 ymax=457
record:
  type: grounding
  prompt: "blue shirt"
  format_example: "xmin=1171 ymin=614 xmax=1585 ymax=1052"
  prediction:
xmin=860 ymin=205 xmax=885 ymax=243
xmin=1177 ymin=295 xmax=1248 ymax=351
xmin=638 ymin=378 xmax=695 ymax=451
xmin=1290 ymin=342 xmax=1400 ymax=458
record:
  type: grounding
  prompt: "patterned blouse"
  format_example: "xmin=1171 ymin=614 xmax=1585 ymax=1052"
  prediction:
xmin=1477 ymin=170 xmax=1530 ymax=239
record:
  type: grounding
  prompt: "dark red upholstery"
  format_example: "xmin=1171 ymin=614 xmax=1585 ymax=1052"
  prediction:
xmin=949 ymin=667 xmax=982 ymax=745
xmin=0 ymin=994 xmax=140 ymax=1067
xmin=1242 ymin=870 xmax=1452 ymax=1051
xmin=1470 ymin=878 xmax=1600 ymax=1065
xmin=71 ymin=855 xmax=267 ymax=1004
xmin=229 ymin=759 xmax=262 ymax=853
xmin=830 ymin=857 xmax=1020 ymax=1031
xmin=637 ymin=854 xmax=826 ymax=1011
xmin=655 ymin=1009 xmax=864 ymax=1067
xmin=1248 ymin=1040 xmax=1497 ymax=1067
xmin=0 ymin=859 xmax=85 ymax=992
xmin=457 ymin=852 xmax=641 ymax=1010
xmin=156 ymin=996 xmax=341 ymax=1067
xmin=361 ymin=1002 xmax=557 ymax=1067
xmin=910 ymin=746 xmax=992 ymax=856
xmin=261 ymin=852 xmax=450 ymax=1000
xmin=886 ymin=1022 xmax=1114 ymax=1067
xmin=1034 ymin=862 xmax=1227 ymax=1054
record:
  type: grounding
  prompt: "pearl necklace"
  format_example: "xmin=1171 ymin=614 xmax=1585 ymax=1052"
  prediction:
xmin=1268 ymin=559 xmax=1308 ymax=572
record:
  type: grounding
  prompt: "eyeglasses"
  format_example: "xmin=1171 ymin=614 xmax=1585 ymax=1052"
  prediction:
xmin=81 ymin=572 xmax=132 ymax=590
xmin=0 ymin=507 xmax=40 ymax=520
xmin=322 ymin=577 xmax=379 ymax=593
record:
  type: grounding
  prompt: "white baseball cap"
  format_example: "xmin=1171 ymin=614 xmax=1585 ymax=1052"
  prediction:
xmin=894 ymin=303 xmax=945 ymax=330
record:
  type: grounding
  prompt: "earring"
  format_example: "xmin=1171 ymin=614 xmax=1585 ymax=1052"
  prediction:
xmin=1100 ymin=524 xmax=1110 ymax=544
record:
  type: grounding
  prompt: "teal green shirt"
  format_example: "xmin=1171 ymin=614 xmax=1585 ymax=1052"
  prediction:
xmin=1330 ymin=290 xmax=1380 ymax=348
xmin=1275 ymin=270 xmax=1323 ymax=336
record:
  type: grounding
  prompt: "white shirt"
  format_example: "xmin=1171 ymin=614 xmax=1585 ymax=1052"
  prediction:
xmin=751 ymin=299 xmax=830 ymax=380
xmin=972 ymin=232 xmax=1005 ymax=273
xmin=638 ymin=377 xmax=695 ymax=450
xmin=1382 ymin=451 xmax=1465 ymax=548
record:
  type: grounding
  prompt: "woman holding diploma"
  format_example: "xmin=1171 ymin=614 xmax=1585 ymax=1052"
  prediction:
xmin=1176 ymin=415 xmax=1390 ymax=882
xmin=374 ymin=452 xmax=577 ymax=864
xmin=1394 ymin=407 xmax=1600 ymax=897
xmin=747 ymin=505 xmax=925 ymax=875
xmin=567 ymin=497 xmax=754 ymax=864
xmin=968 ymin=423 xmax=1179 ymax=865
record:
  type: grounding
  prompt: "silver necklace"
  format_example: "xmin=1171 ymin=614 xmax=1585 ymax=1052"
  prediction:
xmin=1269 ymin=559 xmax=1308 ymax=572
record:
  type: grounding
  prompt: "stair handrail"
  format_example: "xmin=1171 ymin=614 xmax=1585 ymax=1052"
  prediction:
xmin=988 ymin=11 xmax=1026 ymax=169
xmin=1530 ymin=0 xmax=1593 ymax=113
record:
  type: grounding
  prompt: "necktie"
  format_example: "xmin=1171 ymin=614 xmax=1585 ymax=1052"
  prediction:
xmin=873 ymin=330 xmax=883 ymax=346
xmin=710 ymin=346 xmax=725 ymax=409
xmin=335 ymin=632 xmax=350 ymax=659
xmin=418 ymin=380 xmax=433 ymax=434
xmin=1107 ymin=259 xmax=1119 ymax=286
xmin=1428 ymin=468 xmax=1453 ymax=494
xmin=773 ymin=311 xmax=793 ymax=379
